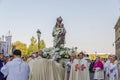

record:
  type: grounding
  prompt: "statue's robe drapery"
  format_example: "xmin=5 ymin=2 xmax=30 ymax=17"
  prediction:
xmin=52 ymin=23 xmax=66 ymax=48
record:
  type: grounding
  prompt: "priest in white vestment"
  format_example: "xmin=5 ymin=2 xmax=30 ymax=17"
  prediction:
xmin=108 ymin=56 xmax=118 ymax=80
xmin=69 ymin=52 xmax=90 ymax=80
xmin=31 ymin=58 xmax=65 ymax=80
xmin=104 ymin=55 xmax=112 ymax=80
xmin=64 ymin=53 xmax=76 ymax=80
xmin=27 ymin=57 xmax=34 ymax=80
xmin=27 ymin=53 xmax=38 ymax=80
xmin=109 ymin=63 xmax=118 ymax=80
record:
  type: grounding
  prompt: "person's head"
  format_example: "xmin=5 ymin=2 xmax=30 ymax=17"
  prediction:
xmin=38 ymin=50 xmax=43 ymax=57
xmin=85 ymin=54 xmax=89 ymax=57
xmin=108 ymin=54 xmax=112 ymax=60
xmin=9 ymin=55 xmax=14 ymax=61
xmin=3 ymin=56 xmax=7 ymax=61
xmin=96 ymin=56 xmax=100 ymax=61
xmin=78 ymin=52 xmax=84 ymax=59
xmin=110 ymin=56 xmax=114 ymax=63
xmin=31 ymin=53 xmax=36 ymax=59
xmin=22 ymin=56 xmax=27 ymax=61
xmin=57 ymin=16 xmax=63 ymax=23
xmin=35 ymin=52 xmax=38 ymax=58
xmin=0 ymin=52 xmax=4 ymax=59
xmin=112 ymin=55 xmax=117 ymax=61
xmin=13 ymin=49 xmax=21 ymax=58
xmin=70 ymin=53 xmax=76 ymax=61
xmin=100 ymin=57 xmax=103 ymax=61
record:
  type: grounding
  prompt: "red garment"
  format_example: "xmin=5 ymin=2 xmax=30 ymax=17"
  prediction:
xmin=93 ymin=60 xmax=103 ymax=69
xmin=75 ymin=64 xmax=80 ymax=71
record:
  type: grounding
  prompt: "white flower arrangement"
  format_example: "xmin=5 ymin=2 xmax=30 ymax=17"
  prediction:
xmin=42 ymin=47 xmax=55 ymax=59
xmin=41 ymin=47 xmax=77 ymax=60
xmin=53 ymin=27 xmax=63 ymax=36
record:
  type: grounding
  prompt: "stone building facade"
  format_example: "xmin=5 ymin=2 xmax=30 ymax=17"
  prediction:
xmin=0 ymin=35 xmax=12 ymax=56
xmin=114 ymin=17 xmax=120 ymax=57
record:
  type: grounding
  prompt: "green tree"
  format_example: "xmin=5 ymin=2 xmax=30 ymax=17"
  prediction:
xmin=12 ymin=41 xmax=28 ymax=56
xmin=28 ymin=36 xmax=38 ymax=56
xmin=39 ymin=39 xmax=46 ymax=50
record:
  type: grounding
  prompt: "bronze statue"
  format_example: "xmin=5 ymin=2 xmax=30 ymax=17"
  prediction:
xmin=52 ymin=16 xmax=66 ymax=48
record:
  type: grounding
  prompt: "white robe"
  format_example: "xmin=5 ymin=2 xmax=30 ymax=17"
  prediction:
xmin=104 ymin=60 xmax=110 ymax=80
xmin=109 ymin=63 xmax=118 ymax=80
xmin=28 ymin=58 xmax=34 ymax=80
xmin=79 ymin=58 xmax=90 ymax=80
xmin=64 ymin=60 xmax=73 ymax=80
xmin=31 ymin=58 xmax=65 ymax=80
xmin=69 ymin=59 xmax=90 ymax=80
xmin=1 ymin=58 xmax=30 ymax=80
xmin=94 ymin=67 xmax=104 ymax=79
xmin=28 ymin=57 xmax=42 ymax=80
xmin=69 ymin=59 xmax=79 ymax=80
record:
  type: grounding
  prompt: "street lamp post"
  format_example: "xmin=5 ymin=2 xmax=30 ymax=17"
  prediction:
xmin=95 ymin=51 xmax=97 ymax=57
xmin=37 ymin=29 xmax=41 ymax=50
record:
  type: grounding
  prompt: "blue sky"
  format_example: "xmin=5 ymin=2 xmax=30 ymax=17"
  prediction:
xmin=0 ymin=0 xmax=120 ymax=54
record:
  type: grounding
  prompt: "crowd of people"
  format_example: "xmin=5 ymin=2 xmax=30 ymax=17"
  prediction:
xmin=66 ymin=52 xmax=120 ymax=80
xmin=0 ymin=49 xmax=120 ymax=80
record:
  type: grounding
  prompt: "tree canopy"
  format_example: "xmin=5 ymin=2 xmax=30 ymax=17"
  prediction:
xmin=12 ymin=41 xmax=28 ymax=56
xmin=11 ymin=36 xmax=46 ymax=56
xmin=39 ymin=39 xmax=46 ymax=50
xmin=28 ymin=36 xmax=38 ymax=56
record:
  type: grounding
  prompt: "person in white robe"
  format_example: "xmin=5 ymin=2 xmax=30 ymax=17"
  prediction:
xmin=108 ymin=56 xmax=118 ymax=80
xmin=79 ymin=53 xmax=90 ymax=80
xmin=1 ymin=49 xmax=30 ymax=80
xmin=64 ymin=53 xmax=76 ymax=80
xmin=69 ymin=58 xmax=79 ymax=80
xmin=27 ymin=53 xmax=38 ymax=80
xmin=31 ymin=58 xmax=64 ymax=80
xmin=69 ymin=52 xmax=90 ymax=80
xmin=37 ymin=50 xmax=43 ymax=59
xmin=104 ymin=55 xmax=112 ymax=80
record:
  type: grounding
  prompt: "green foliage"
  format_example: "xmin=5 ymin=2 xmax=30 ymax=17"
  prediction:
xmin=12 ymin=41 xmax=28 ymax=56
xmin=12 ymin=36 xmax=46 ymax=56
xmin=28 ymin=36 xmax=38 ymax=56
xmin=39 ymin=39 xmax=46 ymax=50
